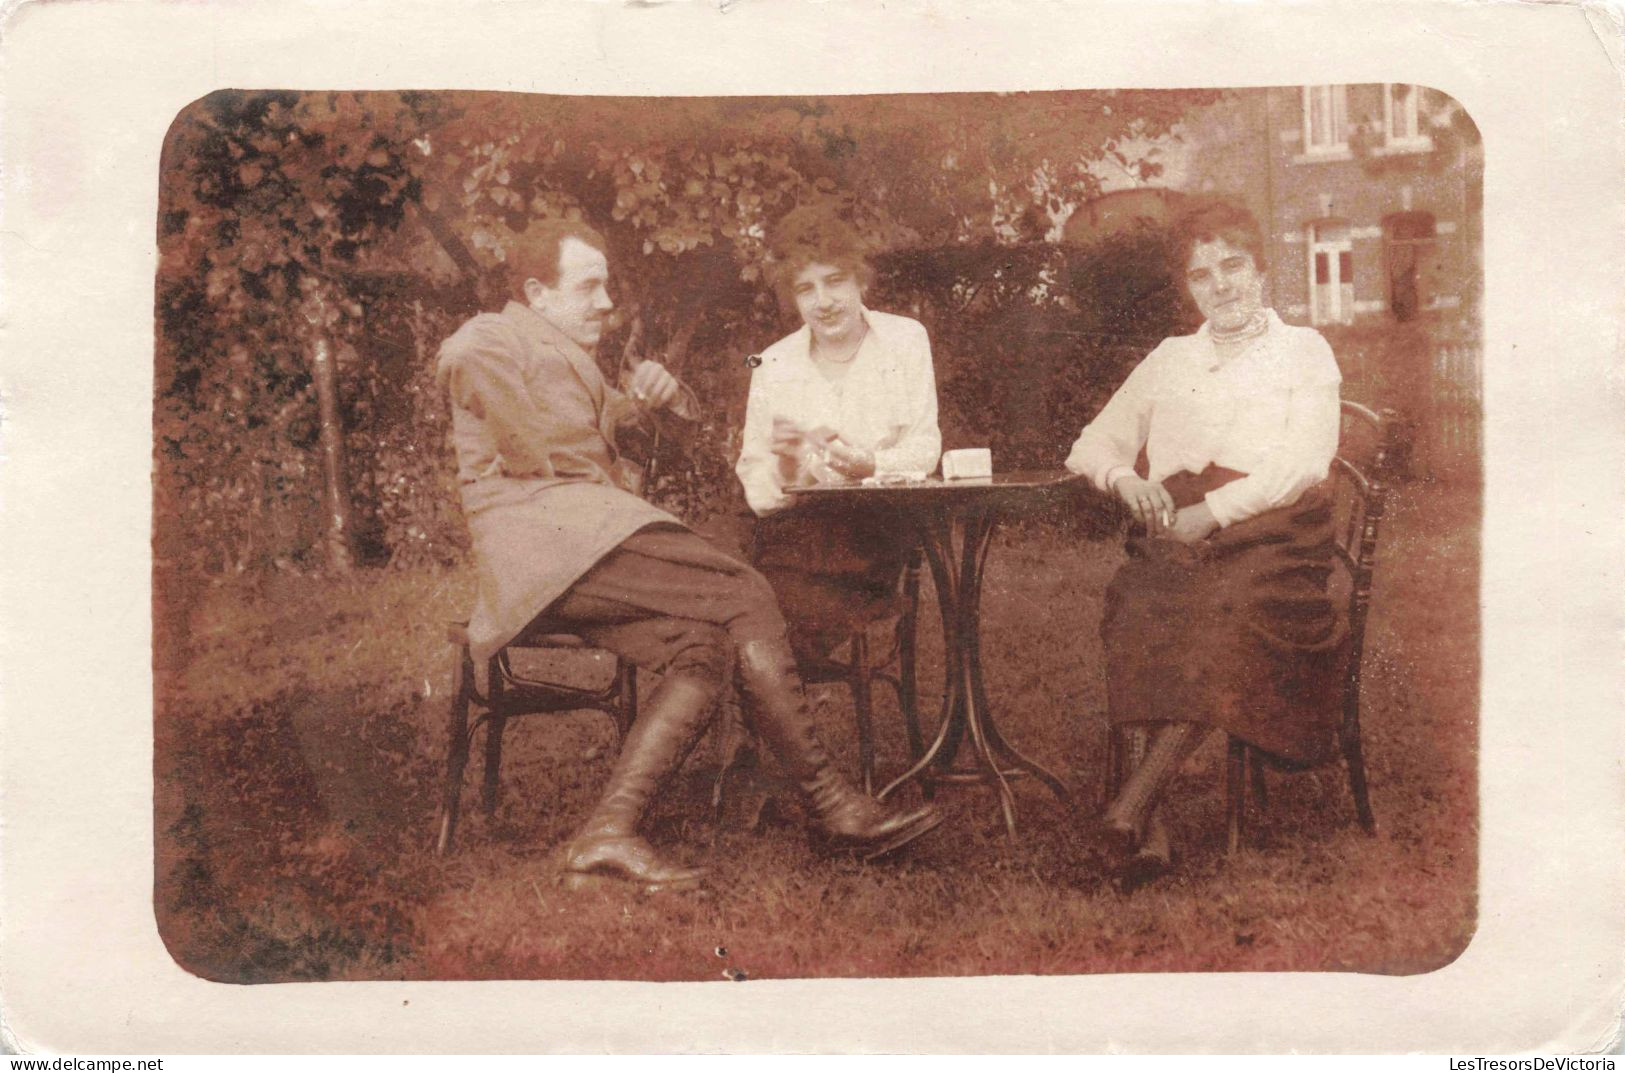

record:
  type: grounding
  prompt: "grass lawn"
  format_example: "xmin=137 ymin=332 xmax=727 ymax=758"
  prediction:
xmin=154 ymin=478 xmax=1479 ymax=982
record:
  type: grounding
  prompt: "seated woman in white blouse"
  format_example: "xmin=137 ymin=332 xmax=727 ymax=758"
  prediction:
xmin=735 ymin=206 xmax=941 ymax=662
xmin=1066 ymin=199 xmax=1347 ymax=889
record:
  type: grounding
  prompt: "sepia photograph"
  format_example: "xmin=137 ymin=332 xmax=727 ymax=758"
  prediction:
xmin=3 ymin=0 xmax=1620 ymax=1056
xmin=152 ymin=84 xmax=1482 ymax=982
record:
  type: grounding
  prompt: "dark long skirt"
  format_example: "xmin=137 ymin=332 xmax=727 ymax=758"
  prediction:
xmin=1103 ymin=469 xmax=1349 ymax=766
xmin=752 ymin=501 xmax=915 ymax=662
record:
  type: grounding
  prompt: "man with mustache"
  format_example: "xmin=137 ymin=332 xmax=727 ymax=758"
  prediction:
xmin=436 ymin=219 xmax=941 ymax=893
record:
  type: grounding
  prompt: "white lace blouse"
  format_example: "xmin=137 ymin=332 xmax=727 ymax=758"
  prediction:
xmin=1065 ymin=310 xmax=1342 ymax=528
xmin=736 ymin=308 xmax=942 ymax=516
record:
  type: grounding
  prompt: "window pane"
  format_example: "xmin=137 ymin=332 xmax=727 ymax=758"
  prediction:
xmin=1306 ymin=86 xmax=1346 ymax=148
xmin=1339 ymin=250 xmax=1353 ymax=281
xmin=1315 ymin=252 xmax=1329 ymax=285
xmin=1390 ymin=84 xmax=1422 ymax=141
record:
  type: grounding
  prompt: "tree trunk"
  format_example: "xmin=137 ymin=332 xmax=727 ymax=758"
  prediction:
xmin=305 ymin=293 xmax=356 ymax=573
xmin=664 ymin=311 xmax=702 ymax=372
xmin=409 ymin=198 xmax=491 ymax=310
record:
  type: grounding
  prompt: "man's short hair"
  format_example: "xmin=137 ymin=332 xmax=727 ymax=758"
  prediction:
xmin=506 ymin=219 xmax=609 ymax=299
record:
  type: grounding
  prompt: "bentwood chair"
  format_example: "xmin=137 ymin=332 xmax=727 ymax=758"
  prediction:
xmin=1106 ymin=400 xmax=1403 ymax=853
xmin=796 ymin=547 xmax=927 ymax=795
xmin=435 ymin=449 xmax=658 ymax=856
xmin=435 ymin=623 xmax=638 ymax=856
xmin=716 ymin=528 xmax=927 ymax=804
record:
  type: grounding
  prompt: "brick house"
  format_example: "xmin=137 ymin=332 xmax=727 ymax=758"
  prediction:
xmin=1067 ymin=85 xmax=1484 ymax=478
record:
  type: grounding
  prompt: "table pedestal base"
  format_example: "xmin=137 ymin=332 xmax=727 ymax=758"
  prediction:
xmin=877 ymin=502 xmax=1073 ymax=836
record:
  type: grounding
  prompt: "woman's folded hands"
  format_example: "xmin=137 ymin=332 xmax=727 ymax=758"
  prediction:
xmin=1112 ymin=474 xmax=1177 ymax=536
xmin=1112 ymin=474 xmax=1218 ymax=544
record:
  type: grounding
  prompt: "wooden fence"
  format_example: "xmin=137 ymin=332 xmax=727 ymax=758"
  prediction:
xmin=1423 ymin=338 xmax=1483 ymax=483
xmin=1331 ymin=328 xmax=1482 ymax=485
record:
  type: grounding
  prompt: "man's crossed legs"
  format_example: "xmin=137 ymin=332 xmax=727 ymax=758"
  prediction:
xmin=542 ymin=525 xmax=941 ymax=892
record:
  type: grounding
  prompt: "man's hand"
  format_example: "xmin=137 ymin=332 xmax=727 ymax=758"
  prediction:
xmin=1112 ymin=475 xmax=1177 ymax=537
xmin=628 ymin=361 xmax=681 ymax=412
xmin=1167 ymin=501 xmax=1219 ymax=545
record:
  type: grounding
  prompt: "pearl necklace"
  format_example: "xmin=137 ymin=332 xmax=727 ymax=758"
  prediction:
xmin=1208 ymin=309 xmax=1270 ymax=345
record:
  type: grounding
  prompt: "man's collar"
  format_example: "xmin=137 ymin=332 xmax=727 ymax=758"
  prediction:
xmin=501 ymin=300 xmax=607 ymax=397
xmin=502 ymin=300 xmax=585 ymax=355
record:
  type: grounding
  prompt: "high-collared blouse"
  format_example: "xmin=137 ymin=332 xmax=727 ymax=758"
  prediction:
xmin=736 ymin=308 xmax=942 ymax=516
xmin=1065 ymin=309 xmax=1342 ymax=529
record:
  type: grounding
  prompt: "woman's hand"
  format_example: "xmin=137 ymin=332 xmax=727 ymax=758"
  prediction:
xmin=1113 ymin=475 xmax=1177 ymax=536
xmin=822 ymin=435 xmax=876 ymax=479
xmin=769 ymin=416 xmax=805 ymax=460
xmin=1167 ymin=502 xmax=1219 ymax=545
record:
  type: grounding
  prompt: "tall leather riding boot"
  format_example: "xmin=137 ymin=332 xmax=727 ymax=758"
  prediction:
xmin=1101 ymin=720 xmax=1210 ymax=889
xmin=560 ymin=675 xmax=716 ymax=893
xmin=736 ymin=637 xmax=943 ymax=860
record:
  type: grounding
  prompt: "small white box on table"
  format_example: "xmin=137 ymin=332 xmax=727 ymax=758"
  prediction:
xmin=940 ymin=448 xmax=992 ymax=481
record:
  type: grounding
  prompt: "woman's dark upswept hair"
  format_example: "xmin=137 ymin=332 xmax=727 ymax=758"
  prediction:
xmin=1169 ymin=198 xmax=1268 ymax=279
xmin=766 ymin=205 xmax=875 ymax=311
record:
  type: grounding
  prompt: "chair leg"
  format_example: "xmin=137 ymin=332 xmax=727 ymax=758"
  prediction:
xmin=1106 ymin=724 xmax=1146 ymax=809
xmin=436 ymin=646 xmax=474 ymax=856
xmin=481 ymin=657 xmax=506 ymax=816
xmin=1104 ymin=725 xmax=1121 ymax=811
xmin=481 ymin=716 xmax=508 ymax=815
xmin=897 ymin=559 xmax=926 ymax=778
xmin=613 ymin=662 xmax=638 ymax=743
xmin=710 ymin=696 xmax=751 ymax=823
xmin=1249 ymin=749 xmax=1269 ymax=812
xmin=1342 ymin=696 xmax=1377 ymax=834
xmin=1225 ymin=737 xmax=1247 ymax=855
xmin=849 ymin=632 xmax=876 ymax=796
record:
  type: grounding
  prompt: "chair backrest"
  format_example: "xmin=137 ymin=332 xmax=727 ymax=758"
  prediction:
xmin=614 ymin=426 xmax=661 ymax=499
xmin=1329 ymin=400 xmax=1404 ymax=663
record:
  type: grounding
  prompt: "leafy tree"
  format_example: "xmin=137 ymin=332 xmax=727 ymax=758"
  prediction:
xmin=155 ymin=89 xmax=1220 ymax=578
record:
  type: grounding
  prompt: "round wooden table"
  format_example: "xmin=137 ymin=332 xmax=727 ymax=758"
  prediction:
xmin=788 ymin=469 xmax=1106 ymax=836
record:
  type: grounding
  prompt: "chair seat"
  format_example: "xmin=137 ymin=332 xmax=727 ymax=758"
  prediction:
xmin=516 ymin=631 xmax=594 ymax=650
xmin=437 ymin=618 xmax=638 ymax=855
xmin=445 ymin=620 xmax=594 ymax=650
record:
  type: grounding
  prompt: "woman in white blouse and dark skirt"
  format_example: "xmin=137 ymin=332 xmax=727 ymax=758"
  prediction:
xmin=736 ymin=206 xmax=942 ymax=663
xmin=1066 ymin=199 xmax=1348 ymax=889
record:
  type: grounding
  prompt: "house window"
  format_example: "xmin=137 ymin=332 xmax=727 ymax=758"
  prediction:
xmin=1384 ymin=211 xmax=1437 ymax=322
xmin=1384 ymin=84 xmax=1428 ymax=149
xmin=1302 ymin=85 xmax=1349 ymax=154
xmin=1309 ymin=220 xmax=1354 ymax=326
